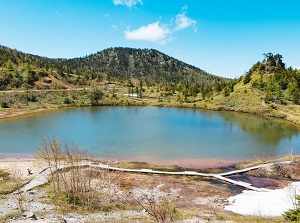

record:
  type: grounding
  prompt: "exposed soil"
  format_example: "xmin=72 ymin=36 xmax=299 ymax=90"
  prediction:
xmin=1 ymin=158 xmax=299 ymax=222
xmin=119 ymin=172 xmax=240 ymax=212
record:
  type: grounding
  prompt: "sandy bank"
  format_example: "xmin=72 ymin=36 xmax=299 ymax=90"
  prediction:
xmin=0 ymin=158 xmax=45 ymax=179
xmin=0 ymin=108 xmax=48 ymax=121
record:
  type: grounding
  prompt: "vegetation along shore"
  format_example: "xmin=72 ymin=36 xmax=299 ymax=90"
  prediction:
xmin=1 ymin=46 xmax=300 ymax=126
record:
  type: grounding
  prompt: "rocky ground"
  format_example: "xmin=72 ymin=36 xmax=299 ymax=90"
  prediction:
xmin=0 ymin=158 xmax=299 ymax=223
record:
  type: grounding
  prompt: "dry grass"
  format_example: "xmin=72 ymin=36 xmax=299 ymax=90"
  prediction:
xmin=0 ymin=169 xmax=27 ymax=194
xmin=112 ymin=162 xmax=184 ymax=172
xmin=234 ymin=155 xmax=300 ymax=170
xmin=111 ymin=161 xmax=224 ymax=174
xmin=221 ymin=214 xmax=289 ymax=223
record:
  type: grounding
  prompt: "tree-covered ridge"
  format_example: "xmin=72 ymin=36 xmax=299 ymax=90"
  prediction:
xmin=243 ymin=53 xmax=300 ymax=105
xmin=0 ymin=45 xmax=69 ymax=90
xmin=60 ymin=47 xmax=225 ymax=86
xmin=0 ymin=45 xmax=228 ymax=91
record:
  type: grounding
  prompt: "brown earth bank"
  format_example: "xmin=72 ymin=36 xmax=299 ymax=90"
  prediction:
xmin=0 ymin=107 xmax=49 ymax=121
xmin=0 ymin=157 xmax=299 ymax=222
xmin=0 ymin=102 xmax=291 ymax=124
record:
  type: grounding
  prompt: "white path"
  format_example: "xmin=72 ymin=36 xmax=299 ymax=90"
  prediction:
xmin=19 ymin=160 xmax=292 ymax=193
xmin=21 ymin=167 xmax=53 ymax=192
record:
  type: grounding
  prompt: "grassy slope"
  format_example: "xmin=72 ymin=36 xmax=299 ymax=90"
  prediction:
xmin=1 ymin=81 xmax=300 ymax=126
xmin=207 ymin=82 xmax=276 ymax=114
xmin=200 ymin=77 xmax=300 ymax=126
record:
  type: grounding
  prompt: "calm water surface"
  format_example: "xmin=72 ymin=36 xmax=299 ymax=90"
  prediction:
xmin=1 ymin=107 xmax=299 ymax=167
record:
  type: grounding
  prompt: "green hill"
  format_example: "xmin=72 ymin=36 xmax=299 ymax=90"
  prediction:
xmin=0 ymin=45 xmax=226 ymax=90
xmin=60 ymin=47 xmax=225 ymax=86
xmin=0 ymin=45 xmax=69 ymax=90
xmin=203 ymin=53 xmax=300 ymax=125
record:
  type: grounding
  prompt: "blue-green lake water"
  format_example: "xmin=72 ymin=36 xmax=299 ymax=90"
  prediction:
xmin=1 ymin=107 xmax=299 ymax=167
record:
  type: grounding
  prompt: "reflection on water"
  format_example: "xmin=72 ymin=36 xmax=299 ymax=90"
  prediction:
xmin=0 ymin=107 xmax=299 ymax=166
xmin=220 ymin=112 xmax=299 ymax=144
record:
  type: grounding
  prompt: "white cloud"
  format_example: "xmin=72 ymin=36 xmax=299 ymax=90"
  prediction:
xmin=103 ymin=13 xmax=110 ymax=18
xmin=124 ymin=5 xmax=197 ymax=44
xmin=113 ymin=0 xmax=143 ymax=8
xmin=293 ymin=65 xmax=300 ymax=70
xmin=125 ymin=22 xmax=171 ymax=44
xmin=56 ymin=10 xmax=61 ymax=17
xmin=175 ymin=5 xmax=197 ymax=32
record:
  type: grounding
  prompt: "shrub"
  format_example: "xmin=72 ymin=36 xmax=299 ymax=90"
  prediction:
xmin=63 ymin=97 xmax=71 ymax=104
xmin=134 ymin=192 xmax=181 ymax=223
xmin=1 ymin=101 xmax=9 ymax=108
xmin=283 ymin=195 xmax=300 ymax=221
xmin=36 ymin=136 xmax=124 ymax=211
xmin=283 ymin=208 xmax=300 ymax=222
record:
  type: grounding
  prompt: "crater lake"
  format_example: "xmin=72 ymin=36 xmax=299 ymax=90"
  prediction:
xmin=1 ymin=107 xmax=299 ymax=167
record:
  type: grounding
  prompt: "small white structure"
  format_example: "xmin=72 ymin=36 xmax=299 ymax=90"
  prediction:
xmin=123 ymin=93 xmax=138 ymax=97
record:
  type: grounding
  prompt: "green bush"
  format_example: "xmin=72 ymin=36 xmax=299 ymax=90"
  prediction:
xmin=1 ymin=101 xmax=9 ymax=108
xmin=283 ymin=195 xmax=300 ymax=221
xmin=283 ymin=208 xmax=300 ymax=222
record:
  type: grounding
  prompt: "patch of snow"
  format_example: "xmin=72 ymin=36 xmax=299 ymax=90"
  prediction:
xmin=224 ymin=181 xmax=300 ymax=216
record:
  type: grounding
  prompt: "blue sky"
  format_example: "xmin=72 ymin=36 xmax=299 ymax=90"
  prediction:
xmin=0 ymin=0 xmax=299 ymax=78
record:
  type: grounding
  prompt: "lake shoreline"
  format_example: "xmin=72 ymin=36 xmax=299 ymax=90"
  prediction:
xmin=1 ymin=101 xmax=299 ymax=129
xmin=1 ymin=105 xmax=299 ymax=168
xmin=0 ymin=107 xmax=51 ymax=121
xmin=0 ymin=153 xmax=241 ymax=169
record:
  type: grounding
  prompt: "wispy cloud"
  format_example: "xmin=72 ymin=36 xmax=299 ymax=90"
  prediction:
xmin=103 ymin=13 xmax=110 ymax=18
xmin=113 ymin=0 xmax=143 ymax=8
xmin=56 ymin=10 xmax=61 ymax=17
xmin=125 ymin=22 xmax=171 ymax=45
xmin=80 ymin=30 xmax=88 ymax=35
xmin=175 ymin=5 xmax=197 ymax=32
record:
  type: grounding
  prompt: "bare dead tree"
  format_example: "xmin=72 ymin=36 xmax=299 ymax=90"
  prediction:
xmin=286 ymin=146 xmax=295 ymax=164
xmin=132 ymin=190 xmax=181 ymax=223
xmin=36 ymin=136 xmax=124 ymax=210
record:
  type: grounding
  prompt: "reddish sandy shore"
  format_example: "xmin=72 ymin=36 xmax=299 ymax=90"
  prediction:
xmin=0 ymin=108 xmax=50 ymax=121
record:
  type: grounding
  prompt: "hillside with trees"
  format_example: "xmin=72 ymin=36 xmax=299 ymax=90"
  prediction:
xmin=0 ymin=45 xmax=226 ymax=91
xmin=207 ymin=53 xmax=300 ymax=125
xmin=1 ymin=45 xmax=300 ymax=126
xmin=0 ymin=45 xmax=69 ymax=90
xmin=244 ymin=53 xmax=300 ymax=105
xmin=60 ymin=47 xmax=224 ymax=87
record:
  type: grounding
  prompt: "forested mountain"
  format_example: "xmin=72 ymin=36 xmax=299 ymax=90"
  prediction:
xmin=0 ymin=45 xmax=226 ymax=90
xmin=60 ymin=47 xmax=224 ymax=86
